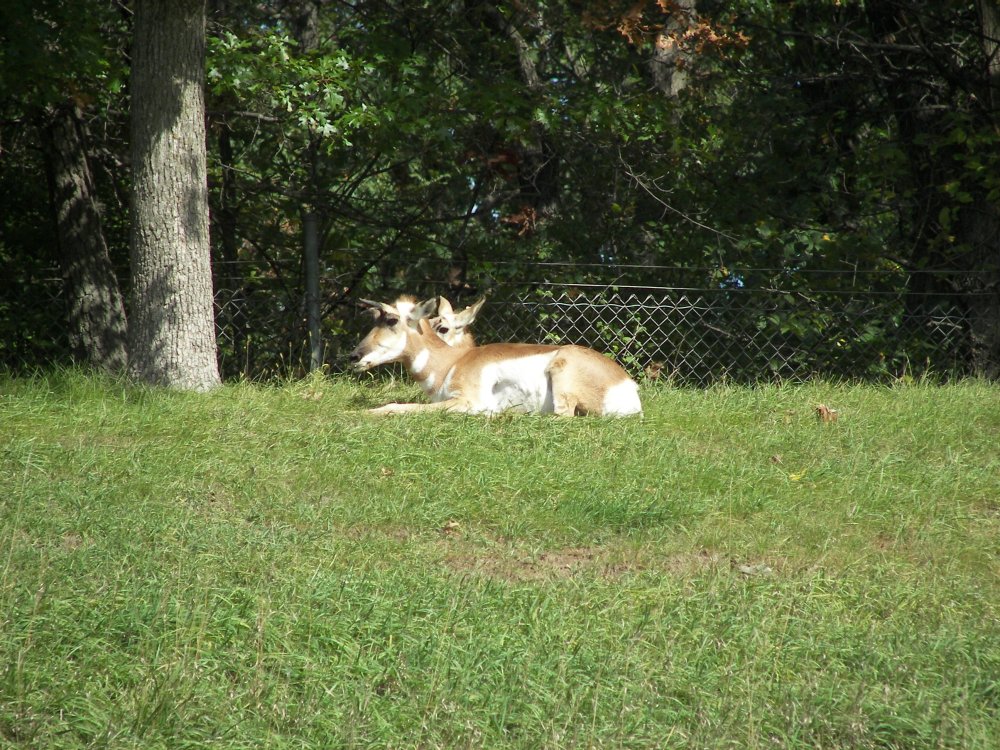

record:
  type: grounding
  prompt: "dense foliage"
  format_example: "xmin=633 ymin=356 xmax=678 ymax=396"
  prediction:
xmin=1 ymin=0 xmax=997 ymax=377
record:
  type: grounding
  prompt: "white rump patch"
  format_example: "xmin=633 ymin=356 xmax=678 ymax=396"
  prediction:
xmin=602 ymin=379 xmax=642 ymax=416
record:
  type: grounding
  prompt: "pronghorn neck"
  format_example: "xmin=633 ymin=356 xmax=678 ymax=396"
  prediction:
xmin=401 ymin=323 xmax=464 ymax=395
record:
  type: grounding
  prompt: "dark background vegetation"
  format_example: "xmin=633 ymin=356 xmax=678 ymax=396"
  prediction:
xmin=2 ymin=0 xmax=998 ymax=380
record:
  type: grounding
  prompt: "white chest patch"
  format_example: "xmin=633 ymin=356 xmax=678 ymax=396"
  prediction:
xmin=433 ymin=365 xmax=457 ymax=402
xmin=411 ymin=348 xmax=429 ymax=374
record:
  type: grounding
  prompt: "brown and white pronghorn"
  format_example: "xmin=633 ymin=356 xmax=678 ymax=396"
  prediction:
xmin=349 ymin=298 xmax=642 ymax=416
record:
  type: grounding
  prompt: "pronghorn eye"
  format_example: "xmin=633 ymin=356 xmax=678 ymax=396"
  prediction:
xmin=437 ymin=326 xmax=450 ymax=334
xmin=385 ymin=316 xmax=399 ymax=327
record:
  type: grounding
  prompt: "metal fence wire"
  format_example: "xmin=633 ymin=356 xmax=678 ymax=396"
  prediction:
xmin=212 ymin=277 xmax=977 ymax=385
xmin=5 ymin=268 xmax=982 ymax=384
xmin=474 ymin=289 xmax=971 ymax=384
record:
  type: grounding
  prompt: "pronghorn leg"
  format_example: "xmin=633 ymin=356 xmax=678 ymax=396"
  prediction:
xmin=368 ymin=398 xmax=469 ymax=415
xmin=545 ymin=354 xmax=584 ymax=416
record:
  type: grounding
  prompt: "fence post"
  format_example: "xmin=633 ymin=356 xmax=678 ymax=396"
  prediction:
xmin=303 ymin=211 xmax=323 ymax=371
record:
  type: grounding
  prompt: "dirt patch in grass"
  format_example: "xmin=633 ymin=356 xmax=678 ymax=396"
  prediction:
xmin=443 ymin=546 xmax=615 ymax=581
xmin=442 ymin=544 xmax=729 ymax=582
xmin=335 ymin=523 xmax=780 ymax=582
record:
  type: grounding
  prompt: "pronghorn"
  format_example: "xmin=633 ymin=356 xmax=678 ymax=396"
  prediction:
xmin=349 ymin=299 xmax=642 ymax=416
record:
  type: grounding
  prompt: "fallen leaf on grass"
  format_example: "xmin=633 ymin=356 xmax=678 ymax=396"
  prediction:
xmin=816 ymin=403 xmax=839 ymax=422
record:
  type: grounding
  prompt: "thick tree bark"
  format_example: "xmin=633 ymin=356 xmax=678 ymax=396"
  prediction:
xmin=962 ymin=0 xmax=1000 ymax=377
xmin=956 ymin=199 xmax=1000 ymax=378
xmin=650 ymin=0 xmax=697 ymax=98
xmin=129 ymin=0 xmax=220 ymax=390
xmin=41 ymin=102 xmax=128 ymax=373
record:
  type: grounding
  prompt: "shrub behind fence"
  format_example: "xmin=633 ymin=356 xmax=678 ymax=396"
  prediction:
xmin=213 ymin=273 xmax=977 ymax=385
xmin=5 ymin=266 xmax=983 ymax=384
xmin=475 ymin=288 xmax=970 ymax=385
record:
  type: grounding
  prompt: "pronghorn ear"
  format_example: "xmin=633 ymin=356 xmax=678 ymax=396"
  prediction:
xmin=456 ymin=296 xmax=486 ymax=325
xmin=412 ymin=297 xmax=439 ymax=320
xmin=436 ymin=296 xmax=454 ymax=316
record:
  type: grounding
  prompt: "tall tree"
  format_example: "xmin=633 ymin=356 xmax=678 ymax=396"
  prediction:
xmin=129 ymin=0 xmax=220 ymax=390
xmin=41 ymin=102 xmax=128 ymax=373
xmin=1 ymin=1 xmax=130 ymax=372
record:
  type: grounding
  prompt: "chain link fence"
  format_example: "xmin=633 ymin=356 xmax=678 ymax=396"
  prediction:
xmin=213 ymin=272 xmax=979 ymax=385
xmin=473 ymin=288 xmax=971 ymax=384
xmin=4 ymin=265 xmax=985 ymax=385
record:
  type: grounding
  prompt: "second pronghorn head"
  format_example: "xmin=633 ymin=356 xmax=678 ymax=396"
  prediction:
xmin=430 ymin=296 xmax=486 ymax=348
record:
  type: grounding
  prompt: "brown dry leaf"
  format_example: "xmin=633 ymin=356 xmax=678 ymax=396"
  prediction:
xmin=644 ymin=361 xmax=664 ymax=381
xmin=816 ymin=404 xmax=839 ymax=422
xmin=379 ymin=467 xmax=394 ymax=478
xmin=441 ymin=520 xmax=461 ymax=536
xmin=769 ymin=454 xmax=783 ymax=465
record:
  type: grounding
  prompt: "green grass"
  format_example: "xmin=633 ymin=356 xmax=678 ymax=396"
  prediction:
xmin=1 ymin=370 xmax=998 ymax=749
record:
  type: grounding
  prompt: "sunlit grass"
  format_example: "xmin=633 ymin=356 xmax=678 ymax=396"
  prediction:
xmin=1 ymin=370 xmax=998 ymax=748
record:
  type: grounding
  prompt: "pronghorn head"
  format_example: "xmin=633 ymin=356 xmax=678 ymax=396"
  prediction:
xmin=349 ymin=299 xmax=411 ymax=371
xmin=430 ymin=296 xmax=486 ymax=348
xmin=392 ymin=295 xmax=439 ymax=332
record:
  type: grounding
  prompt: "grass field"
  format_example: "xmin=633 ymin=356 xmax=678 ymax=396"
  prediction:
xmin=1 ymin=371 xmax=998 ymax=749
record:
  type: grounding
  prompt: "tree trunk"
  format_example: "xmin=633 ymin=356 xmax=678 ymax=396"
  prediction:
xmin=128 ymin=0 xmax=220 ymax=391
xmin=650 ymin=0 xmax=697 ymax=98
xmin=41 ymin=102 xmax=128 ymax=373
xmin=956 ymin=199 xmax=1000 ymax=378
xmin=961 ymin=0 xmax=1000 ymax=377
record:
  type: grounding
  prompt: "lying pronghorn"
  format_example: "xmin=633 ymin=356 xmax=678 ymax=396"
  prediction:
xmin=349 ymin=298 xmax=642 ymax=416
